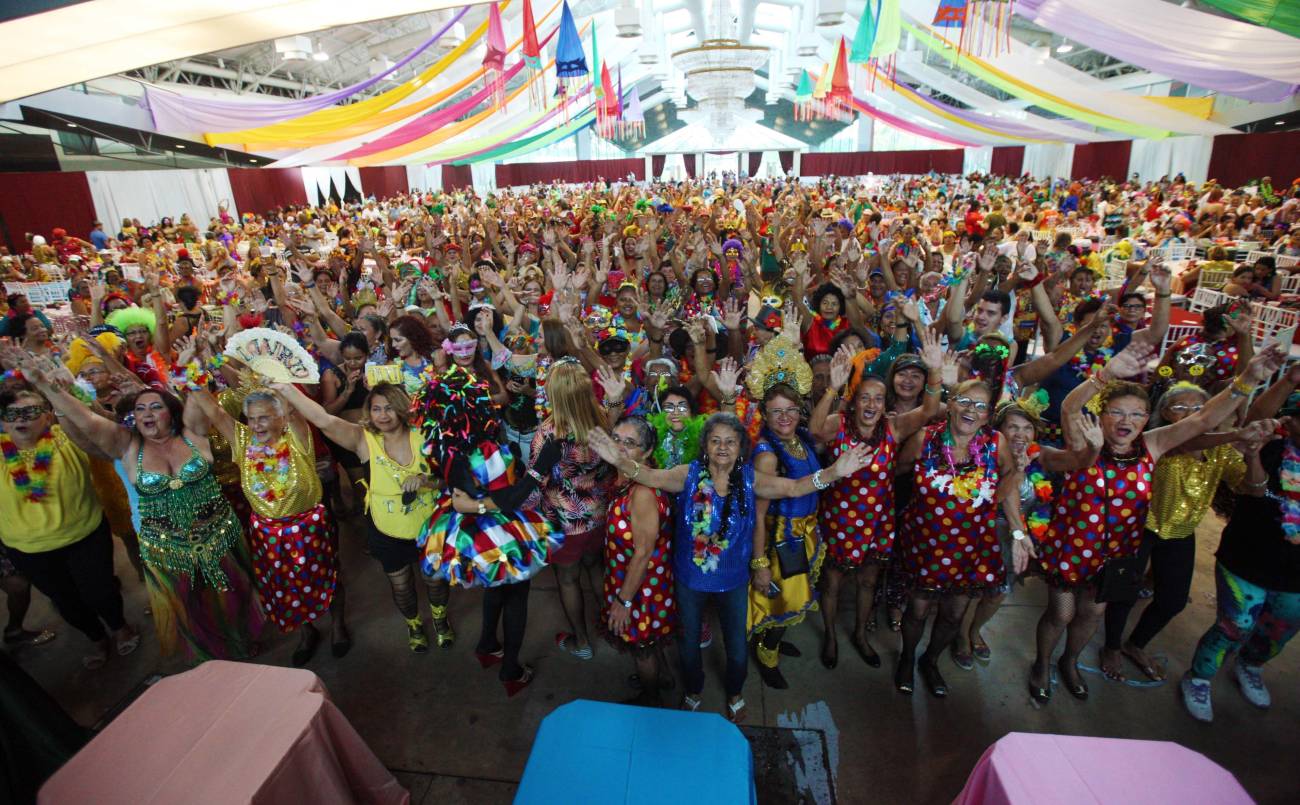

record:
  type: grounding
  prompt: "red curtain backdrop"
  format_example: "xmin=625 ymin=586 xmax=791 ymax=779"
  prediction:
xmin=651 ymin=155 xmax=665 ymax=180
xmin=800 ymin=150 xmax=964 ymax=177
xmin=748 ymin=152 xmax=762 ymax=176
xmin=226 ymin=168 xmax=308 ymax=214
xmin=0 ymin=171 xmax=96 ymax=253
xmin=494 ymin=158 xmax=644 ymax=187
xmin=1207 ymin=131 xmax=1300 ymax=189
xmin=442 ymin=164 xmax=472 ymax=192
xmin=990 ymin=146 xmax=1025 ymax=177
xmin=779 ymin=151 xmax=794 ymax=175
xmin=1070 ymin=140 xmax=1133 ymax=180
xmin=357 ymin=167 xmax=408 ymax=199
xmin=683 ymin=154 xmax=697 ymax=179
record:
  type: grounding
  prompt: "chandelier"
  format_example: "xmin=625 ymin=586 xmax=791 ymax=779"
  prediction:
xmin=670 ymin=0 xmax=768 ymax=143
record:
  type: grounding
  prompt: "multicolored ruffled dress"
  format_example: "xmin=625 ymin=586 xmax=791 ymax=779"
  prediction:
xmin=235 ymin=424 xmax=338 ymax=631
xmin=1039 ymin=443 xmax=1154 ymax=588
xmin=418 ymin=440 xmax=558 ymax=588
xmin=820 ymin=424 xmax=897 ymax=570
xmin=748 ymin=435 xmax=825 ymax=636
xmin=600 ymin=485 xmax=677 ymax=651
xmin=134 ymin=437 xmax=263 ymax=662
xmin=900 ymin=423 xmax=1005 ymax=595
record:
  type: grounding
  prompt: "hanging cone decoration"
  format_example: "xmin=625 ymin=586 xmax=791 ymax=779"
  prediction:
xmin=851 ymin=0 xmax=901 ymax=87
xmin=619 ymin=86 xmax=644 ymax=139
xmin=596 ymin=61 xmax=618 ymax=137
xmin=826 ymin=38 xmax=853 ymax=122
xmin=554 ymin=0 xmax=588 ymax=121
xmin=932 ymin=0 xmax=969 ymax=28
xmin=521 ymin=0 xmax=546 ymax=109
xmin=794 ymin=70 xmax=815 ymax=122
xmin=482 ymin=2 xmax=508 ymax=111
xmin=961 ymin=1 xmax=1015 ymax=58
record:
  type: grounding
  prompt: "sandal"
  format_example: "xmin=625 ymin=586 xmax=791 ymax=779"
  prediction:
xmin=405 ymin=617 xmax=429 ymax=654
xmin=4 ymin=628 xmax=55 ymax=647
xmin=1099 ymin=648 xmax=1128 ymax=683
xmin=682 ymin=694 xmax=703 ymax=712
xmin=726 ymin=697 xmax=747 ymax=724
xmin=429 ymin=604 xmax=454 ymax=649
xmin=555 ymin=632 xmax=593 ymax=660
xmin=1122 ymin=644 xmax=1166 ymax=682
xmin=115 ymin=630 xmax=141 ymax=657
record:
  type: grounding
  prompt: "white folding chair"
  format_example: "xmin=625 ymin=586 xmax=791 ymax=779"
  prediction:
xmin=1161 ymin=322 xmax=1202 ymax=356
xmin=1279 ymin=273 xmax=1300 ymax=294
xmin=1198 ymin=269 xmax=1233 ymax=290
xmin=1246 ymin=250 xmax=1272 ymax=264
xmin=1276 ymin=254 xmax=1300 ymax=269
xmin=1189 ymin=287 xmax=1230 ymax=313
xmin=1158 ymin=243 xmax=1196 ymax=262
xmin=1249 ymin=301 xmax=1299 ymax=346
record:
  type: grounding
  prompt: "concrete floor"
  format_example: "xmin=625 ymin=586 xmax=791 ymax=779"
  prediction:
xmin=5 ymin=510 xmax=1297 ymax=804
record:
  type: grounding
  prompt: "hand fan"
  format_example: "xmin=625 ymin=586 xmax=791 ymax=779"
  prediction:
xmin=224 ymin=328 xmax=320 ymax=384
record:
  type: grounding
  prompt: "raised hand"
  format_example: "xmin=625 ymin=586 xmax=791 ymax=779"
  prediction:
xmin=1079 ymin=412 xmax=1104 ymax=451
xmin=941 ymin=351 xmax=960 ymax=387
xmin=780 ymin=306 xmax=802 ymax=341
xmin=596 ymin=364 xmax=627 ymax=403
xmin=1244 ymin=342 xmax=1287 ymax=385
xmin=1103 ymin=341 xmax=1155 ymax=380
xmin=585 ymin=427 xmax=622 ymax=465
xmin=721 ymin=296 xmax=743 ymax=331
xmin=1236 ymin=418 xmax=1283 ymax=454
xmin=918 ymin=325 xmax=943 ymax=371
xmin=711 ymin=355 xmax=741 ymax=401
xmin=829 ymin=440 xmax=871 ymax=479
xmin=829 ymin=345 xmax=854 ymax=391
xmin=1148 ymin=255 xmax=1172 ymax=295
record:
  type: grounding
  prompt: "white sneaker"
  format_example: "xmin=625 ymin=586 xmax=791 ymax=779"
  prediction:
xmin=1233 ymin=660 xmax=1271 ymax=709
xmin=1181 ymin=675 xmax=1214 ymax=723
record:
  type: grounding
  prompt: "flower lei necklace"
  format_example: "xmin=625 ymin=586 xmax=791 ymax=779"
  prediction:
xmin=690 ymin=466 xmax=729 ymax=573
xmin=1069 ymin=347 xmax=1112 ymax=381
xmin=925 ymin=427 xmax=996 ymax=505
xmin=1024 ymin=445 xmax=1053 ymax=540
xmin=245 ymin=435 xmax=292 ymax=504
xmin=1278 ymin=441 xmax=1300 ymax=545
xmin=1 ymin=431 xmax=53 ymax=503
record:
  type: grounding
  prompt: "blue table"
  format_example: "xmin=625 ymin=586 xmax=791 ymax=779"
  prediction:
xmin=515 ymin=700 xmax=756 ymax=805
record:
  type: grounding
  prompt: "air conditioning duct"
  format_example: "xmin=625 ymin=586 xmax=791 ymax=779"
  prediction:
xmin=817 ymin=0 xmax=847 ymax=27
xmin=614 ymin=0 xmax=642 ymax=38
xmin=274 ymin=35 xmax=313 ymax=62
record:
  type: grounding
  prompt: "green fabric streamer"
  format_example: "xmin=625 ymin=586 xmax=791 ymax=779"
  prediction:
xmin=871 ymin=0 xmax=901 ymax=59
xmin=1198 ymin=0 xmax=1300 ymax=38
xmin=850 ymin=2 xmax=878 ymax=62
xmin=901 ymin=21 xmax=1169 ymax=139
xmin=454 ymin=109 xmax=597 ymax=165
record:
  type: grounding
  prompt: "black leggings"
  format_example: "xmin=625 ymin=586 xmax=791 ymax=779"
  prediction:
xmin=1105 ymin=531 xmax=1196 ymax=651
xmin=478 ymin=580 xmax=531 ymax=681
xmin=6 ymin=519 xmax=125 ymax=643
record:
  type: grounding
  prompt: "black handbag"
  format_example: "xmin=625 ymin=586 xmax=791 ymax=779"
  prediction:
xmin=1095 ymin=553 xmax=1145 ymax=603
xmin=772 ymin=517 xmax=809 ymax=578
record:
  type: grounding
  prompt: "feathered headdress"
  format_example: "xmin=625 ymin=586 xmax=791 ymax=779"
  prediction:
xmin=746 ymin=335 xmax=812 ymax=398
xmin=995 ymin=388 xmax=1049 ymax=428
xmin=65 ymin=332 xmax=124 ymax=376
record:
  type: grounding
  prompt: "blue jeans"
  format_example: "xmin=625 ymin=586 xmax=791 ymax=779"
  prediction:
xmin=676 ymin=581 xmax=749 ymax=698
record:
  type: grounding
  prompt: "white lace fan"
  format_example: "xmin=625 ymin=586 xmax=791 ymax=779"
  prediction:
xmin=224 ymin=328 xmax=320 ymax=384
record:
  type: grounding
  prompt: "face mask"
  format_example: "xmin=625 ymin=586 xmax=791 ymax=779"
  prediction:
xmin=442 ymin=338 xmax=478 ymax=358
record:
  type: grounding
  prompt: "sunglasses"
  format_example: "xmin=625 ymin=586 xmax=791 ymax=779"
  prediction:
xmin=1165 ymin=404 xmax=1203 ymax=415
xmin=1 ymin=405 xmax=50 ymax=422
xmin=953 ymin=396 xmax=991 ymax=413
xmin=661 ymin=402 xmax=691 ymax=413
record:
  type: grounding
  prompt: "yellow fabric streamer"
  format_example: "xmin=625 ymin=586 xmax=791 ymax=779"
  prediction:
xmin=235 ymin=0 xmax=563 ymax=151
xmin=1143 ymin=96 xmax=1215 ymax=120
xmin=865 ymin=64 xmax=1055 ymax=144
xmin=207 ymin=0 xmax=516 ymax=147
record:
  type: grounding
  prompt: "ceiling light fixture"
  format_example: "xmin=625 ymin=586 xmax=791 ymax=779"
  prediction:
xmin=1056 ymin=41 xmax=1074 ymax=53
xmin=1276 ymin=120 xmax=1285 ymax=125
xmin=67 ymin=122 xmax=77 ymax=128
xmin=175 ymin=144 xmax=186 ymax=149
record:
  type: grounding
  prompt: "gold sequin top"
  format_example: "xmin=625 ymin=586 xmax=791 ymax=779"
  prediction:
xmin=1146 ymin=444 xmax=1245 ymax=539
xmin=234 ymin=423 xmax=322 ymax=520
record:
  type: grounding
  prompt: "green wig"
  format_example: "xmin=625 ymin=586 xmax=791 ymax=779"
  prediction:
xmin=106 ymin=306 xmax=157 ymax=336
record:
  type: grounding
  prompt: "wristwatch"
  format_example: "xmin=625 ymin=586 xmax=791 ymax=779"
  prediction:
xmin=616 ymin=594 xmax=633 ymax=609
xmin=1012 ymin=529 xmax=1028 ymax=542
xmin=477 ymin=501 xmax=487 ymax=515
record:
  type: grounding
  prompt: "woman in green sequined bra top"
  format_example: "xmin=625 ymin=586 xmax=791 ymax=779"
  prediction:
xmin=22 ymin=357 xmax=264 ymax=665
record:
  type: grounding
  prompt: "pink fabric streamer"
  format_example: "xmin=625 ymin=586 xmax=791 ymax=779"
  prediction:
xmin=427 ymin=86 xmax=591 ymax=167
xmin=852 ymin=95 xmax=978 ymax=148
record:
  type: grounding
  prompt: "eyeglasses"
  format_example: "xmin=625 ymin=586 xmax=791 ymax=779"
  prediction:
xmin=1165 ymin=404 xmax=1203 ymax=415
xmin=609 ymin=434 xmax=642 ymax=450
xmin=1104 ymin=410 xmax=1147 ymax=421
xmin=1120 ymin=303 xmax=1146 ymax=311
xmin=0 ymin=405 xmax=50 ymax=422
xmin=766 ymin=406 xmax=801 ymax=419
xmin=661 ymin=402 xmax=691 ymax=413
xmin=953 ymin=396 xmax=990 ymax=413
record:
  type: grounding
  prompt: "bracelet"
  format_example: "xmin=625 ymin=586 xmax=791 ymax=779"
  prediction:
xmin=603 ymin=397 xmax=624 ymax=408
xmin=749 ymin=556 xmax=771 ymax=570
xmin=924 ymin=383 xmax=942 ymax=396
xmin=628 ymin=460 xmax=641 ymax=481
xmin=303 ymin=282 xmax=316 ymax=289
xmin=1243 ymin=479 xmax=1268 ymax=490
xmin=720 ymin=396 xmax=737 ymax=407
xmin=811 ymin=469 xmax=829 ymax=491
xmin=1155 ymin=292 xmax=1171 ymax=298
xmin=526 ymin=467 xmax=546 ymax=484
xmin=1231 ymin=377 xmax=1256 ymax=396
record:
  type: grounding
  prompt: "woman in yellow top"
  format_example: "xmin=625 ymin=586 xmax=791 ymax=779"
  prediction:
xmin=193 ymin=386 xmax=348 ymax=667
xmin=1102 ymin=382 xmax=1274 ymax=682
xmin=0 ymin=383 xmax=137 ymax=669
xmin=271 ymin=382 xmax=449 ymax=654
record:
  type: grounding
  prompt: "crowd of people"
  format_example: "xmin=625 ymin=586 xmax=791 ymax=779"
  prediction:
xmin=1 ymin=168 xmax=1298 ymax=727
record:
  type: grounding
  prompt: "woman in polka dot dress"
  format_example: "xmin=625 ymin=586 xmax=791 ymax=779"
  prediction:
xmin=894 ymin=379 xmax=1030 ymax=699
xmin=1029 ymin=341 xmax=1285 ymax=704
xmin=809 ymin=332 xmax=943 ymax=670
xmin=600 ymin=417 xmax=677 ymax=705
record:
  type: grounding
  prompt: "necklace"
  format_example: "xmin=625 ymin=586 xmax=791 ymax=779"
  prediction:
xmin=245 ymin=433 xmax=292 ymax=504
xmin=780 ymin=436 xmax=807 ymax=460
xmin=1 ymin=430 xmax=53 ymax=502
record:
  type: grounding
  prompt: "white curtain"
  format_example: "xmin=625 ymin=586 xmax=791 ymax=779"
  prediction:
xmin=86 ymin=169 xmax=235 ymax=230
xmin=1023 ymin=143 xmax=1076 ymax=183
xmin=1128 ymin=135 xmax=1212 ymax=186
xmin=756 ymin=151 xmax=784 ymax=179
xmin=660 ymin=153 xmax=686 ymax=181
xmin=406 ymin=164 xmax=442 ymax=194
xmin=300 ymin=167 xmax=327 ymax=205
xmin=470 ymin=162 xmax=496 ymax=194
xmin=963 ymin=147 xmax=993 ymax=175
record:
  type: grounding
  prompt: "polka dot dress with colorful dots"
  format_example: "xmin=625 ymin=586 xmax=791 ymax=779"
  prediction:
xmin=248 ymin=503 xmax=338 ymax=631
xmin=601 ymin=486 xmax=676 ymax=649
xmin=1040 ymin=443 xmax=1154 ymax=588
xmin=820 ymin=424 xmax=896 ymax=570
xmin=900 ymin=424 xmax=1004 ymax=594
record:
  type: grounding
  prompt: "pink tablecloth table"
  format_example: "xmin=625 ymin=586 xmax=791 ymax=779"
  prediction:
xmin=953 ymin=732 xmax=1251 ymax=805
xmin=39 ymin=661 xmax=407 ymax=805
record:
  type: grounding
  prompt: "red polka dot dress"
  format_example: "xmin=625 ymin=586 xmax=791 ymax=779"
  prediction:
xmin=601 ymin=485 xmax=677 ymax=649
xmin=1040 ymin=443 xmax=1155 ymax=588
xmin=900 ymin=424 xmax=1005 ymax=594
xmin=820 ymin=423 xmax=897 ymax=570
